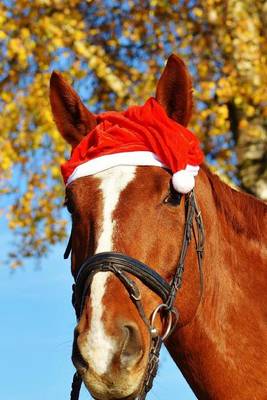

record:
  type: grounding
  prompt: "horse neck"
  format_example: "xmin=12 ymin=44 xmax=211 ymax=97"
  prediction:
xmin=166 ymin=167 xmax=267 ymax=399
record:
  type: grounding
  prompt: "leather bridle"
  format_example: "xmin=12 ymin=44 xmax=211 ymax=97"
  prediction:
xmin=67 ymin=190 xmax=205 ymax=400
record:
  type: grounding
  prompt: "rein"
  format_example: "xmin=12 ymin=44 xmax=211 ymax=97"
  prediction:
xmin=67 ymin=190 xmax=205 ymax=400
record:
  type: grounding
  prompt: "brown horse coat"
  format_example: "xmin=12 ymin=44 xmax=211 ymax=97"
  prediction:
xmin=50 ymin=55 xmax=267 ymax=400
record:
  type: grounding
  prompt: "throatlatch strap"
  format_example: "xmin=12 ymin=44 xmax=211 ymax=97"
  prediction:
xmin=64 ymin=230 xmax=72 ymax=259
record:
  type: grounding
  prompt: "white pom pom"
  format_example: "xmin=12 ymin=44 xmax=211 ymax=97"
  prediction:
xmin=172 ymin=170 xmax=195 ymax=194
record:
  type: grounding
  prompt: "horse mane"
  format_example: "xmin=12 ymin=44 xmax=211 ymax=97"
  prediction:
xmin=202 ymin=165 xmax=267 ymax=243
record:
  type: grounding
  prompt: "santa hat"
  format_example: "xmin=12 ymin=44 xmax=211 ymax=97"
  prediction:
xmin=61 ymin=97 xmax=204 ymax=193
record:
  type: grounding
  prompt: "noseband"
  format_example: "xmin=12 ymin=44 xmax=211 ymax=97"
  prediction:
xmin=68 ymin=190 xmax=205 ymax=400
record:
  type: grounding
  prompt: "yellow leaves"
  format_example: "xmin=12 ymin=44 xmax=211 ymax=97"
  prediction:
xmin=8 ymin=38 xmax=22 ymax=54
xmin=245 ymin=105 xmax=255 ymax=117
xmin=262 ymin=106 xmax=267 ymax=118
xmin=205 ymin=104 xmax=230 ymax=136
xmin=51 ymin=166 xmax=59 ymax=179
xmin=0 ymin=139 xmax=19 ymax=171
xmin=176 ymin=26 xmax=185 ymax=37
xmin=208 ymin=9 xmax=218 ymax=23
xmin=0 ymin=9 xmax=7 ymax=28
xmin=106 ymin=76 xmax=126 ymax=97
xmin=0 ymin=150 xmax=13 ymax=171
xmin=217 ymin=104 xmax=229 ymax=120
xmin=73 ymin=30 xmax=86 ymax=41
xmin=7 ymin=37 xmax=29 ymax=68
xmin=199 ymin=81 xmax=216 ymax=101
xmin=74 ymin=44 xmax=128 ymax=96
xmin=241 ymin=124 xmax=266 ymax=140
xmin=239 ymin=119 xmax=249 ymax=130
xmin=20 ymin=28 xmax=30 ymax=39
xmin=234 ymin=96 xmax=242 ymax=106
xmin=192 ymin=7 xmax=203 ymax=18
xmin=1 ymin=92 xmax=13 ymax=102
xmin=216 ymin=77 xmax=236 ymax=102
xmin=198 ymin=62 xmax=209 ymax=79
xmin=51 ymin=37 xmax=63 ymax=48
xmin=0 ymin=30 xmax=6 ymax=40
xmin=75 ymin=41 xmax=91 ymax=58
xmin=0 ymin=0 xmax=266 ymax=266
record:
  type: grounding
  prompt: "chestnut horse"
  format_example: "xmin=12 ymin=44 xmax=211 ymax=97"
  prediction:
xmin=50 ymin=55 xmax=267 ymax=399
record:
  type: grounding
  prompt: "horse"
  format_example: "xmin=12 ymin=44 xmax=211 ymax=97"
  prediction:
xmin=49 ymin=55 xmax=267 ymax=400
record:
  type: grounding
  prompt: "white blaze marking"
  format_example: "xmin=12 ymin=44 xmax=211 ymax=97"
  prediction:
xmin=84 ymin=166 xmax=136 ymax=375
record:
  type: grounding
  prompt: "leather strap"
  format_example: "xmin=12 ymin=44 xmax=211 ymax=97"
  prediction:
xmin=73 ymin=252 xmax=172 ymax=318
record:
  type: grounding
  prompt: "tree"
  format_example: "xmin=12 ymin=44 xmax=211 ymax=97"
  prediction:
xmin=0 ymin=0 xmax=266 ymax=268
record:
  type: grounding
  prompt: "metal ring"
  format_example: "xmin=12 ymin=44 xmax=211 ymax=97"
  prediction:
xmin=150 ymin=304 xmax=174 ymax=341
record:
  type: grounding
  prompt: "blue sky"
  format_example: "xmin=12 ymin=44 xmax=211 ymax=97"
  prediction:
xmin=0 ymin=212 xmax=196 ymax=400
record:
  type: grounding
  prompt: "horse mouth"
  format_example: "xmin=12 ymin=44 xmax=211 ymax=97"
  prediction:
xmin=72 ymin=330 xmax=144 ymax=400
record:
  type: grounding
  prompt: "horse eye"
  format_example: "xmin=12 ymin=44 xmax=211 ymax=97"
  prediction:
xmin=163 ymin=182 xmax=182 ymax=206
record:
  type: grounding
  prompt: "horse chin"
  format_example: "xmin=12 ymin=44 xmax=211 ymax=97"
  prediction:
xmin=81 ymin=367 xmax=144 ymax=400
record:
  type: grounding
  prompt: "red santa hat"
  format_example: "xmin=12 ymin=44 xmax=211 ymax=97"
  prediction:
xmin=61 ymin=97 xmax=204 ymax=193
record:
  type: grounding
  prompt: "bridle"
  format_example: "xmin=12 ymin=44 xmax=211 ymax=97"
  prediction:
xmin=66 ymin=189 xmax=205 ymax=400
xmin=68 ymin=190 xmax=204 ymax=399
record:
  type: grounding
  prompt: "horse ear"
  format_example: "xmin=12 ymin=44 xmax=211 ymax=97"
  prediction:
xmin=156 ymin=54 xmax=193 ymax=127
xmin=49 ymin=71 xmax=97 ymax=148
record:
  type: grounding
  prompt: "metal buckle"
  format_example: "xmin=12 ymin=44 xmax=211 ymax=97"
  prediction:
xmin=150 ymin=303 xmax=178 ymax=341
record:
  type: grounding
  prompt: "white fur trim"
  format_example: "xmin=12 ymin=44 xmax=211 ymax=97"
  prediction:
xmin=172 ymin=165 xmax=199 ymax=194
xmin=183 ymin=164 xmax=200 ymax=176
xmin=66 ymin=151 xmax=166 ymax=185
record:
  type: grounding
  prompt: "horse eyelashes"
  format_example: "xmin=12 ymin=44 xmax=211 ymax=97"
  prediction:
xmin=163 ymin=182 xmax=182 ymax=206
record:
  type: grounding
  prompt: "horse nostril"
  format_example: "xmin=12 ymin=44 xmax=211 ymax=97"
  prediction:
xmin=120 ymin=324 xmax=143 ymax=368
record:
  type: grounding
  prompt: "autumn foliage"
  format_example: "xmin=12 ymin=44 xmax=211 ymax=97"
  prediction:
xmin=0 ymin=0 xmax=266 ymax=267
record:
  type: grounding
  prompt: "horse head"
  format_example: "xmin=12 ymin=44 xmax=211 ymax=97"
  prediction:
xmin=50 ymin=55 xmax=204 ymax=400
